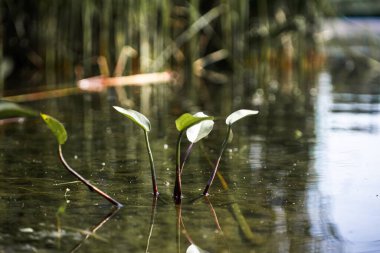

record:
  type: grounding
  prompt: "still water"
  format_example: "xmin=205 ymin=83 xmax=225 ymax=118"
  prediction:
xmin=0 ymin=74 xmax=379 ymax=252
xmin=314 ymin=73 xmax=380 ymax=252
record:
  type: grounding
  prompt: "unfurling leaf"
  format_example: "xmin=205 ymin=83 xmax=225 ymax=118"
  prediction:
xmin=40 ymin=113 xmax=67 ymax=145
xmin=186 ymin=112 xmax=214 ymax=143
xmin=0 ymin=101 xmax=38 ymax=119
xmin=175 ymin=113 xmax=214 ymax=132
xmin=113 ymin=106 xmax=151 ymax=132
xmin=225 ymin=109 xmax=258 ymax=125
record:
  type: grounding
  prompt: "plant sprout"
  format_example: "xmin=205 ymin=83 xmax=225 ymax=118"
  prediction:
xmin=113 ymin=106 xmax=158 ymax=196
xmin=181 ymin=112 xmax=214 ymax=173
xmin=203 ymin=109 xmax=258 ymax=196
xmin=40 ymin=113 xmax=122 ymax=207
xmin=174 ymin=113 xmax=214 ymax=204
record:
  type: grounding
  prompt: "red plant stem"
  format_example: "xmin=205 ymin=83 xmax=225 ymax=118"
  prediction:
xmin=203 ymin=125 xmax=231 ymax=196
xmin=180 ymin=142 xmax=194 ymax=175
xmin=204 ymin=196 xmax=222 ymax=231
xmin=173 ymin=132 xmax=183 ymax=204
xmin=58 ymin=145 xmax=123 ymax=207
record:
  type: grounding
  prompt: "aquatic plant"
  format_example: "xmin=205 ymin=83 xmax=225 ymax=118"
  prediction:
xmin=113 ymin=106 xmax=159 ymax=196
xmin=181 ymin=112 xmax=215 ymax=173
xmin=173 ymin=113 xmax=214 ymax=204
xmin=40 ymin=113 xmax=122 ymax=207
xmin=112 ymin=107 xmax=259 ymax=202
xmin=113 ymin=107 xmax=214 ymax=203
xmin=203 ymin=109 xmax=259 ymax=196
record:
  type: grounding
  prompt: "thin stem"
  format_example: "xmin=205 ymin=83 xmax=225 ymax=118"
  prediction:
xmin=200 ymin=143 xmax=259 ymax=244
xmin=204 ymin=196 xmax=231 ymax=251
xmin=179 ymin=210 xmax=194 ymax=244
xmin=180 ymin=142 xmax=194 ymax=175
xmin=145 ymin=196 xmax=158 ymax=253
xmin=204 ymin=196 xmax=222 ymax=231
xmin=203 ymin=125 xmax=231 ymax=196
xmin=70 ymin=206 xmax=120 ymax=253
xmin=144 ymin=131 xmax=159 ymax=196
xmin=200 ymin=142 xmax=229 ymax=190
xmin=58 ymin=145 xmax=123 ymax=207
xmin=173 ymin=131 xmax=183 ymax=204
xmin=176 ymin=204 xmax=182 ymax=253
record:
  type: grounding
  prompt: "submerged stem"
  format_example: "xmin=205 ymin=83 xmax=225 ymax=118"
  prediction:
xmin=173 ymin=131 xmax=183 ymax=204
xmin=204 ymin=196 xmax=223 ymax=231
xmin=70 ymin=206 xmax=120 ymax=253
xmin=145 ymin=196 xmax=158 ymax=253
xmin=144 ymin=131 xmax=159 ymax=196
xmin=203 ymin=125 xmax=231 ymax=196
xmin=58 ymin=145 xmax=122 ymax=207
xmin=175 ymin=204 xmax=182 ymax=253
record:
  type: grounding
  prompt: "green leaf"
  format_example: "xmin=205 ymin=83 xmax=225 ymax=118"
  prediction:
xmin=186 ymin=112 xmax=214 ymax=143
xmin=186 ymin=244 xmax=210 ymax=253
xmin=175 ymin=113 xmax=214 ymax=132
xmin=40 ymin=113 xmax=67 ymax=145
xmin=0 ymin=101 xmax=38 ymax=119
xmin=113 ymin=106 xmax=151 ymax=132
xmin=225 ymin=109 xmax=259 ymax=125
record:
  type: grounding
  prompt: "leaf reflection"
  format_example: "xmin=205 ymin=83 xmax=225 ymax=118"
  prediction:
xmin=176 ymin=202 xmax=217 ymax=253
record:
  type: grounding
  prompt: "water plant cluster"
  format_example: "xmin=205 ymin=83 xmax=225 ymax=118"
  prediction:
xmin=1 ymin=101 xmax=258 ymax=206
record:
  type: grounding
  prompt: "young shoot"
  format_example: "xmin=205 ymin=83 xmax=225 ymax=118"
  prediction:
xmin=113 ymin=106 xmax=159 ymax=196
xmin=40 ymin=113 xmax=122 ymax=207
xmin=174 ymin=113 xmax=214 ymax=204
xmin=181 ymin=112 xmax=214 ymax=173
xmin=203 ymin=109 xmax=258 ymax=196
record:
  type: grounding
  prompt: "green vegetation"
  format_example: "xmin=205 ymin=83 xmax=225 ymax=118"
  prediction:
xmin=173 ymin=113 xmax=214 ymax=203
xmin=40 ymin=113 xmax=122 ymax=207
xmin=0 ymin=102 xmax=259 ymax=207
xmin=203 ymin=109 xmax=259 ymax=196
xmin=113 ymin=106 xmax=158 ymax=196
xmin=3 ymin=106 xmax=259 ymax=206
xmin=113 ymin=107 xmax=259 ymax=203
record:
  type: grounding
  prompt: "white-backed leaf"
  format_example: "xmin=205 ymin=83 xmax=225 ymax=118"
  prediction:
xmin=186 ymin=112 xmax=214 ymax=143
xmin=40 ymin=113 xmax=67 ymax=145
xmin=225 ymin=109 xmax=258 ymax=125
xmin=186 ymin=244 xmax=210 ymax=253
xmin=113 ymin=106 xmax=151 ymax=132
xmin=175 ymin=113 xmax=214 ymax=132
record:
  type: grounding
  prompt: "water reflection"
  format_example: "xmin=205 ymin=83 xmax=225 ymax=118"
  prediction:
xmin=315 ymin=72 xmax=380 ymax=252
xmin=0 ymin=75 xmax=325 ymax=253
xmin=0 ymin=89 xmax=318 ymax=253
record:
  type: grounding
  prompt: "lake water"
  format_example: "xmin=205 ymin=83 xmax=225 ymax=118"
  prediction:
xmin=1 ymin=17 xmax=380 ymax=253
xmin=1 ymin=67 xmax=379 ymax=253
xmin=313 ymin=73 xmax=380 ymax=253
